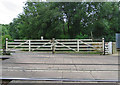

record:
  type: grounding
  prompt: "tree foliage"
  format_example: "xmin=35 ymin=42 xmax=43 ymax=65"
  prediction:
xmin=1 ymin=24 xmax=11 ymax=48
xmin=2 ymin=2 xmax=120 ymax=41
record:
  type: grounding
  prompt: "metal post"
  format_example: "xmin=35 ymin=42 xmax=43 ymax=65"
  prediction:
xmin=102 ymin=38 xmax=105 ymax=55
xmin=29 ymin=40 xmax=31 ymax=52
xmin=77 ymin=40 xmax=79 ymax=52
xmin=116 ymin=33 xmax=120 ymax=57
xmin=6 ymin=38 xmax=8 ymax=51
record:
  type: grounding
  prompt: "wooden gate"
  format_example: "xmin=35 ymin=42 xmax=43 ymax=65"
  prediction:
xmin=5 ymin=38 xmax=105 ymax=54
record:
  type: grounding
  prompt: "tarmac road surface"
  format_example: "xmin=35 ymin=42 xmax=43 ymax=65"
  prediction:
xmin=0 ymin=52 xmax=119 ymax=84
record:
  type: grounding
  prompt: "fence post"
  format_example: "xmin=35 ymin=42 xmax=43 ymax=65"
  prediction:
xmin=29 ymin=40 xmax=31 ymax=52
xmin=6 ymin=38 xmax=8 ymax=51
xmin=102 ymin=38 xmax=105 ymax=55
xmin=108 ymin=42 xmax=112 ymax=54
xmin=77 ymin=40 xmax=79 ymax=52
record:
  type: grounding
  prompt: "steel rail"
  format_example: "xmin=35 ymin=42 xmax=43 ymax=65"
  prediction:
xmin=2 ymin=69 xmax=120 ymax=72
xmin=0 ymin=78 xmax=119 ymax=82
xmin=3 ymin=63 xmax=119 ymax=65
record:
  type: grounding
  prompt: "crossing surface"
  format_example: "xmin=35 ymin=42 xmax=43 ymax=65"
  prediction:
xmin=1 ymin=52 xmax=119 ymax=83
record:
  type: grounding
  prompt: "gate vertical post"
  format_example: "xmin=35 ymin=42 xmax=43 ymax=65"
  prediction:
xmin=29 ymin=40 xmax=31 ymax=52
xmin=41 ymin=36 xmax=43 ymax=40
xmin=77 ymin=40 xmax=79 ymax=52
xmin=6 ymin=38 xmax=8 ymax=51
xmin=52 ymin=38 xmax=55 ymax=54
xmin=102 ymin=38 xmax=105 ymax=55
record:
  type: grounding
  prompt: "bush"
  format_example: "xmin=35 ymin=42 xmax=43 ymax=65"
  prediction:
xmin=75 ymin=33 xmax=89 ymax=39
xmin=2 ymin=35 xmax=12 ymax=49
xmin=60 ymin=34 xmax=70 ymax=39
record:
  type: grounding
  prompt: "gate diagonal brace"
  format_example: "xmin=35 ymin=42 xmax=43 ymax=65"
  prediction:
xmin=55 ymin=41 xmax=76 ymax=52
xmin=9 ymin=40 xmax=29 ymax=51
xmin=79 ymin=40 xmax=101 ymax=51
xmin=32 ymin=41 xmax=51 ymax=51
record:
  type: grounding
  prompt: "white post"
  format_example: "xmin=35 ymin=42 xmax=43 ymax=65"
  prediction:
xmin=6 ymin=38 xmax=8 ymax=51
xmin=102 ymin=38 xmax=105 ymax=55
xmin=41 ymin=36 xmax=43 ymax=40
xmin=29 ymin=40 xmax=31 ymax=52
xmin=77 ymin=40 xmax=79 ymax=52
xmin=108 ymin=42 xmax=112 ymax=54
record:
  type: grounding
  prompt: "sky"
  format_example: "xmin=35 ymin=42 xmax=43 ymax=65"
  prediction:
xmin=0 ymin=0 xmax=27 ymax=24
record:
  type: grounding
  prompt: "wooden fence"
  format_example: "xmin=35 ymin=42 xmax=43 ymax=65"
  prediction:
xmin=5 ymin=38 xmax=107 ymax=54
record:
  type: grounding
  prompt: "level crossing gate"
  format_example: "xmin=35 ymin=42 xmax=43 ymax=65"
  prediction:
xmin=5 ymin=38 xmax=107 ymax=54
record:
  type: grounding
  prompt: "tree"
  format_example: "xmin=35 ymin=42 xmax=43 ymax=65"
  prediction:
xmin=8 ymin=2 xmax=119 ymax=41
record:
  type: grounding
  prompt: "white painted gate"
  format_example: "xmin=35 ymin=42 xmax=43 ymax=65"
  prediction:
xmin=5 ymin=38 xmax=107 ymax=54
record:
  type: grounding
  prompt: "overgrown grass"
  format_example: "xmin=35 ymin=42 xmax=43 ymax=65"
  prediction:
xmin=55 ymin=51 xmax=101 ymax=54
xmin=21 ymin=50 xmax=101 ymax=54
xmin=0 ymin=51 xmax=2 ymax=55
